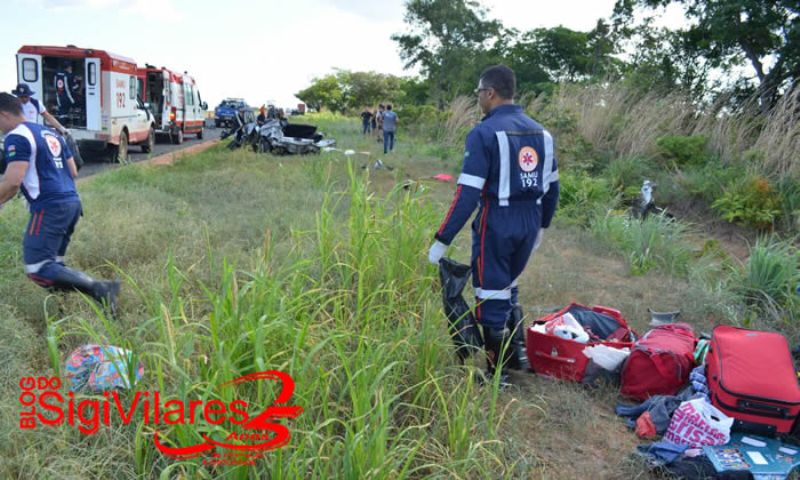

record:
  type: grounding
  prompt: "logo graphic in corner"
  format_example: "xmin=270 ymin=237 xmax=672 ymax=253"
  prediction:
xmin=43 ymin=132 xmax=62 ymax=157
xmin=518 ymin=146 xmax=538 ymax=173
xmin=154 ymin=370 xmax=303 ymax=465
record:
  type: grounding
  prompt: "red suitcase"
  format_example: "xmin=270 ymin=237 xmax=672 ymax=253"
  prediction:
xmin=707 ymin=325 xmax=800 ymax=435
xmin=526 ymin=303 xmax=636 ymax=382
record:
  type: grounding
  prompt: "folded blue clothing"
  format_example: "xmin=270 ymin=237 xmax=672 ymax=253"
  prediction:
xmin=690 ymin=366 xmax=708 ymax=385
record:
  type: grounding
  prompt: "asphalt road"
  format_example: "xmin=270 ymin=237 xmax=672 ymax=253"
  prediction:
xmin=78 ymin=126 xmax=221 ymax=178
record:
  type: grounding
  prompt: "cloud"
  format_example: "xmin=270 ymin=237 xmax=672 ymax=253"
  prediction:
xmin=323 ymin=0 xmax=405 ymax=23
xmin=38 ymin=0 xmax=183 ymax=22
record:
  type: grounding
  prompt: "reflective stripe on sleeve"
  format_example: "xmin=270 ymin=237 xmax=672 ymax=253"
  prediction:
xmin=457 ymin=173 xmax=486 ymax=190
xmin=542 ymin=129 xmax=554 ymax=196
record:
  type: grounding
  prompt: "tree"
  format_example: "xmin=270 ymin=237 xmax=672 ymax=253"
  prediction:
xmin=614 ymin=0 xmax=800 ymax=112
xmin=295 ymin=75 xmax=345 ymax=113
xmin=392 ymin=0 xmax=501 ymax=108
xmin=296 ymin=71 xmax=416 ymax=113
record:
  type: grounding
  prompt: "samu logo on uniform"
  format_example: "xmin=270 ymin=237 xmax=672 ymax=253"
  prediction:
xmin=42 ymin=132 xmax=63 ymax=169
xmin=518 ymin=146 xmax=539 ymax=189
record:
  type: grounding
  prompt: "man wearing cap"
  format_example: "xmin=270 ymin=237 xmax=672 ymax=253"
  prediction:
xmin=0 ymin=92 xmax=119 ymax=312
xmin=428 ymin=65 xmax=560 ymax=385
xmin=11 ymin=83 xmax=68 ymax=134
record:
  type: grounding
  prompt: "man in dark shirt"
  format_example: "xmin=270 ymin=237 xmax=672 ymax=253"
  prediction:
xmin=360 ymin=107 xmax=373 ymax=134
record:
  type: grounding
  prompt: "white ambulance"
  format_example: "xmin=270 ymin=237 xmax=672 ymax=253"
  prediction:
xmin=16 ymin=45 xmax=155 ymax=163
xmin=139 ymin=65 xmax=207 ymax=144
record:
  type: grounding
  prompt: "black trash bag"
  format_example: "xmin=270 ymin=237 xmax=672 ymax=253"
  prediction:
xmin=64 ymin=132 xmax=84 ymax=171
xmin=439 ymin=257 xmax=483 ymax=361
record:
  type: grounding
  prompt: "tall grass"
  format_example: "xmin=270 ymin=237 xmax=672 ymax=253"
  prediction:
xmin=531 ymin=82 xmax=800 ymax=183
xmin=0 ymin=151 xmax=539 ymax=479
xmin=730 ymin=237 xmax=800 ymax=325
xmin=590 ymin=212 xmax=694 ymax=277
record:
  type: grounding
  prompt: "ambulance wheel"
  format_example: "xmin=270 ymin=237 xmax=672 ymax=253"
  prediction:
xmin=197 ymin=128 xmax=203 ymax=140
xmin=141 ymin=128 xmax=155 ymax=153
xmin=172 ymin=129 xmax=184 ymax=145
xmin=110 ymin=131 xmax=129 ymax=164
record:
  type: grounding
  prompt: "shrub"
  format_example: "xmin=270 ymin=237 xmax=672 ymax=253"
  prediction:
xmin=678 ymin=159 xmax=739 ymax=204
xmin=590 ymin=212 xmax=694 ymax=276
xmin=606 ymin=156 xmax=656 ymax=195
xmin=557 ymin=171 xmax=617 ymax=226
xmin=731 ymin=237 xmax=800 ymax=316
xmin=656 ymin=135 xmax=709 ymax=167
xmin=712 ymin=174 xmax=783 ymax=230
xmin=775 ymin=178 xmax=800 ymax=232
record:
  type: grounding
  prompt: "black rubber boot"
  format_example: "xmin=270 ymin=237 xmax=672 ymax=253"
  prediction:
xmin=41 ymin=264 xmax=120 ymax=316
xmin=506 ymin=304 xmax=530 ymax=371
xmin=482 ymin=325 xmax=513 ymax=387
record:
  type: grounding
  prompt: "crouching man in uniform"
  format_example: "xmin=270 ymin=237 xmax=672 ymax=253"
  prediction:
xmin=0 ymin=93 xmax=119 ymax=312
xmin=428 ymin=65 xmax=560 ymax=384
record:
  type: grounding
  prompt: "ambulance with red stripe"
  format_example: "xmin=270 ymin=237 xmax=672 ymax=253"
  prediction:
xmin=138 ymin=65 xmax=207 ymax=144
xmin=16 ymin=45 xmax=155 ymax=163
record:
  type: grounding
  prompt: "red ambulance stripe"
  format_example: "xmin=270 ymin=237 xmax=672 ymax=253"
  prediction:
xmin=29 ymin=212 xmax=39 ymax=235
xmin=27 ymin=274 xmax=54 ymax=287
xmin=437 ymin=185 xmax=463 ymax=236
xmin=35 ymin=210 xmax=45 ymax=235
xmin=478 ymin=200 xmax=489 ymax=285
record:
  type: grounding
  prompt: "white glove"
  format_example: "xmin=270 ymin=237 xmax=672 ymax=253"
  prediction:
xmin=533 ymin=230 xmax=544 ymax=252
xmin=428 ymin=240 xmax=448 ymax=265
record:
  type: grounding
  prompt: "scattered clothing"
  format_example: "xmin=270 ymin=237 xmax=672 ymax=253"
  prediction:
xmin=616 ymin=387 xmax=695 ymax=435
xmin=636 ymin=440 xmax=690 ymax=467
xmin=636 ymin=411 xmax=657 ymax=439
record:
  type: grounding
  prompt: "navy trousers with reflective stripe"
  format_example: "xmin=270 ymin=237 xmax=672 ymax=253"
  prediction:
xmin=471 ymin=200 xmax=540 ymax=328
xmin=23 ymin=201 xmax=81 ymax=272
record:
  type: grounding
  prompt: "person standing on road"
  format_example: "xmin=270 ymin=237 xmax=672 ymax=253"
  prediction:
xmin=382 ymin=104 xmax=397 ymax=154
xmin=0 ymin=93 xmax=119 ymax=312
xmin=427 ymin=65 xmax=560 ymax=385
xmin=11 ymin=83 xmax=69 ymax=134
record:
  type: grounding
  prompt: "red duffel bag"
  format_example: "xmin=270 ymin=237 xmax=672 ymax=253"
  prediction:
xmin=620 ymin=323 xmax=697 ymax=401
xmin=707 ymin=325 xmax=800 ymax=435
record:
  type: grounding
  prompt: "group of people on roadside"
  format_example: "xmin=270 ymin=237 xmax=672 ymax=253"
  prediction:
xmin=360 ymin=103 xmax=398 ymax=154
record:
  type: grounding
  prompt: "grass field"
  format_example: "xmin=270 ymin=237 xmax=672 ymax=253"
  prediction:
xmin=0 ymin=113 xmax=791 ymax=479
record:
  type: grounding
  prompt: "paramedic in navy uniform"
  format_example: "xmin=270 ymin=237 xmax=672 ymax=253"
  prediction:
xmin=428 ymin=65 xmax=560 ymax=384
xmin=11 ymin=83 xmax=69 ymax=133
xmin=0 ymin=93 xmax=119 ymax=312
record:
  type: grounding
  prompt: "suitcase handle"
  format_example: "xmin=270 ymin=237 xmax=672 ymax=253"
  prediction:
xmin=533 ymin=350 xmax=576 ymax=364
xmin=738 ymin=400 xmax=792 ymax=419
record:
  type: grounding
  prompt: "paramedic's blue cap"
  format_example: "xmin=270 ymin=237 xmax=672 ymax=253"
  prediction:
xmin=11 ymin=83 xmax=34 ymax=97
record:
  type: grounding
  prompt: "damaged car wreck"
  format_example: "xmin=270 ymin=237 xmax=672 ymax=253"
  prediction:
xmin=223 ymin=118 xmax=336 ymax=155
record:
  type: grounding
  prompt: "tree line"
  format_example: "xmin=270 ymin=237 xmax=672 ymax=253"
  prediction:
xmin=296 ymin=0 xmax=800 ymax=114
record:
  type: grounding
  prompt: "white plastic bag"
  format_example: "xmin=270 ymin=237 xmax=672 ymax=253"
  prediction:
xmin=663 ymin=398 xmax=733 ymax=447
xmin=583 ymin=344 xmax=630 ymax=371
xmin=545 ymin=312 xmax=590 ymax=343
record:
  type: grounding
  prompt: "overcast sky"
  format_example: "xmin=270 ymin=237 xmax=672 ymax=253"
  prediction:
xmin=2 ymin=0 xmax=685 ymax=108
